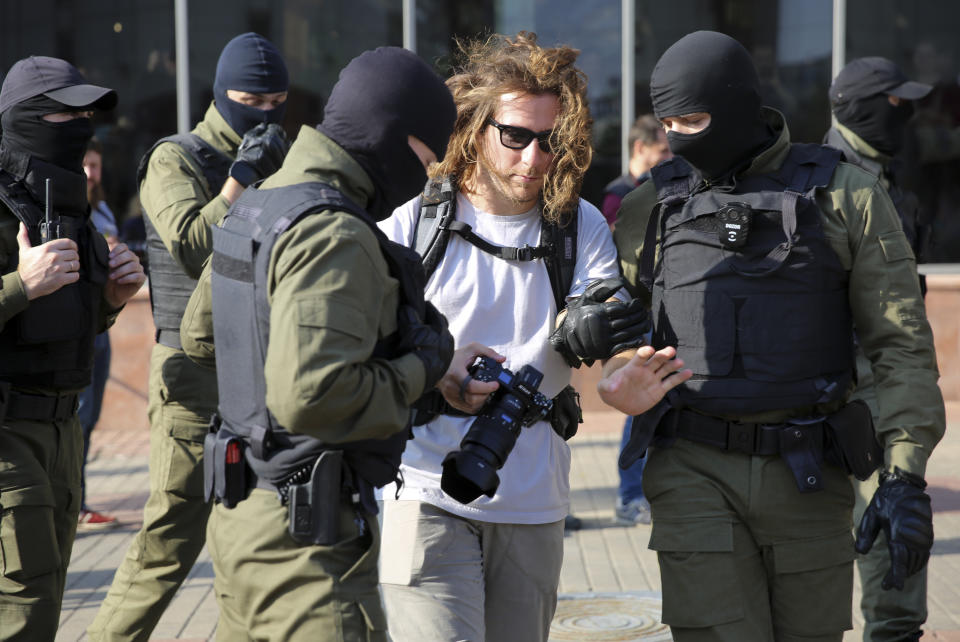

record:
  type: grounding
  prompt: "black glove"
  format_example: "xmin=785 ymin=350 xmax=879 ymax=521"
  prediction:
xmin=398 ymin=302 xmax=454 ymax=392
xmin=549 ymin=278 xmax=650 ymax=368
xmin=228 ymin=122 xmax=290 ymax=187
xmin=855 ymin=467 xmax=934 ymax=591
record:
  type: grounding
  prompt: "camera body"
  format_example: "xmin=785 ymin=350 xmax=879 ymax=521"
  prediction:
xmin=440 ymin=356 xmax=553 ymax=504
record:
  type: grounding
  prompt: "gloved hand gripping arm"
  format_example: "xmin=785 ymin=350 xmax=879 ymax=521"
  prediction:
xmin=549 ymin=277 xmax=650 ymax=368
xmin=855 ymin=466 xmax=934 ymax=591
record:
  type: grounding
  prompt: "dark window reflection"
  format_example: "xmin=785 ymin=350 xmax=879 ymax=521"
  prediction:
xmin=847 ymin=0 xmax=960 ymax=262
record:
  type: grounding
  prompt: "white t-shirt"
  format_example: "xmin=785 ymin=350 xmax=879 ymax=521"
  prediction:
xmin=378 ymin=192 xmax=621 ymax=524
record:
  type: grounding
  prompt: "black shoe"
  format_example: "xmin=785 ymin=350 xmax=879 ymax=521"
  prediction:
xmin=564 ymin=514 xmax=583 ymax=531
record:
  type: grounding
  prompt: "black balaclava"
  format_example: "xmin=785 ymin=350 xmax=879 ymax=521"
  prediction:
xmin=834 ymin=94 xmax=914 ymax=156
xmin=1 ymin=95 xmax=92 ymax=172
xmin=317 ymin=47 xmax=456 ymax=221
xmin=650 ymin=31 xmax=773 ymax=180
xmin=213 ymin=32 xmax=289 ymax=137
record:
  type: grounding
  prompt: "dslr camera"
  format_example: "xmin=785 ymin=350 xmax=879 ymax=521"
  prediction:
xmin=441 ymin=356 xmax=553 ymax=504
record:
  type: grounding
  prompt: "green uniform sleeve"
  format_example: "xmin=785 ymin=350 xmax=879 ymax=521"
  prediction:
xmin=139 ymin=142 xmax=230 ymax=279
xmin=819 ymin=168 xmax=945 ymax=477
xmin=0 ymin=213 xmax=29 ymax=329
xmin=180 ymin=259 xmax=215 ymax=370
xmin=264 ymin=212 xmax=425 ymax=444
xmin=613 ymin=180 xmax=658 ymax=305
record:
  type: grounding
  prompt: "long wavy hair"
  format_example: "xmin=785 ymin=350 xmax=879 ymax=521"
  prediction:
xmin=430 ymin=32 xmax=592 ymax=225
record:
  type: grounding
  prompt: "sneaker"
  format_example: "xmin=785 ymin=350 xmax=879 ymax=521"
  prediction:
xmin=615 ymin=497 xmax=651 ymax=525
xmin=77 ymin=509 xmax=120 ymax=531
xmin=564 ymin=514 xmax=583 ymax=531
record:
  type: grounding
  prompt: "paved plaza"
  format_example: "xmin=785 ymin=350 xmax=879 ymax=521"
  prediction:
xmin=53 ymin=294 xmax=960 ymax=640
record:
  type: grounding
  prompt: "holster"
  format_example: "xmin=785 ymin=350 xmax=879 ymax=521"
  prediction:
xmin=548 ymin=385 xmax=582 ymax=441
xmin=202 ymin=414 xmax=248 ymax=508
xmin=823 ymin=399 xmax=882 ymax=481
xmin=778 ymin=420 xmax=826 ymax=493
xmin=288 ymin=450 xmax=344 ymax=546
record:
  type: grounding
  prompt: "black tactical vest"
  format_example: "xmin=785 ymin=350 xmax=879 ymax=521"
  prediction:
xmin=643 ymin=144 xmax=854 ymax=415
xmin=210 ymin=181 xmax=427 ymax=490
xmin=0 ymin=169 xmax=109 ymax=389
xmin=824 ymin=127 xmax=923 ymax=258
xmin=136 ymin=134 xmax=232 ymax=344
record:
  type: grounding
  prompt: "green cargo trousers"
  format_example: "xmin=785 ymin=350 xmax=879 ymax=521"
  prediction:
xmin=0 ymin=414 xmax=82 ymax=641
xmin=207 ymin=488 xmax=387 ymax=641
xmin=851 ymin=350 xmax=927 ymax=641
xmin=88 ymin=345 xmax=214 ymax=641
xmin=644 ymin=437 xmax=856 ymax=642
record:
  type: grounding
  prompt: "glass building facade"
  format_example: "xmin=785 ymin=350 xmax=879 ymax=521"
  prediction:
xmin=2 ymin=0 xmax=958 ymax=259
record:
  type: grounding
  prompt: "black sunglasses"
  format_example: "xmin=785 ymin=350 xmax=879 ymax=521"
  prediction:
xmin=486 ymin=117 xmax=556 ymax=153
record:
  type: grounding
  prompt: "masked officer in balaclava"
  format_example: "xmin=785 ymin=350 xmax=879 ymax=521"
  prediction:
xmin=600 ymin=31 xmax=944 ymax=641
xmin=179 ymin=46 xmax=456 ymax=640
xmin=825 ymin=57 xmax=936 ymax=642
xmin=88 ymin=32 xmax=290 ymax=642
xmin=0 ymin=56 xmax=145 ymax=640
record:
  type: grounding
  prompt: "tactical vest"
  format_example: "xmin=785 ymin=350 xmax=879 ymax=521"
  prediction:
xmin=824 ymin=127 xmax=923 ymax=258
xmin=643 ymin=144 xmax=855 ymax=415
xmin=137 ymin=133 xmax=232 ymax=345
xmin=210 ymin=181 xmax=427 ymax=492
xmin=413 ymin=176 xmax=577 ymax=314
xmin=0 ymin=169 xmax=109 ymax=389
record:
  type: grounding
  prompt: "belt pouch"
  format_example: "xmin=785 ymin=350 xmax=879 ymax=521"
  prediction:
xmin=824 ymin=400 xmax=882 ymax=480
xmin=778 ymin=425 xmax=824 ymax=493
xmin=213 ymin=427 xmax=247 ymax=508
xmin=550 ymin=385 xmax=583 ymax=441
xmin=288 ymin=450 xmax=343 ymax=546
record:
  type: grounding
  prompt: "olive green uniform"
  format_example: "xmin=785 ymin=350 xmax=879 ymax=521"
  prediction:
xmin=0 ymin=207 xmax=118 ymax=640
xmin=615 ymin=109 xmax=945 ymax=641
xmin=88 ymin=103 xmax=240 ymax=642
xmin=181 ymin=126 xmax=427 ymax=641
xmin=836 ymin=122 xmax=930 ymax=642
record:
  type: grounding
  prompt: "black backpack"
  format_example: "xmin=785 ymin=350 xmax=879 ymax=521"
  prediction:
xmin=412 ymin=176 xmax=578 ymax=313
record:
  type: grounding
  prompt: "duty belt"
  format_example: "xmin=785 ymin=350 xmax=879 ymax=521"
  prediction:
xmin=665 ymin=408 xmax=825 ymax=456
xmin=660 ymin=407 xmax=830 ymax=493
xmin=3 ymin=389 xmax=79 ymax=422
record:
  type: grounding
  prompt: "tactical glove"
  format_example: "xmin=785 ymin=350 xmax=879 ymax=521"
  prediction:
xmin=399 ymin=302 xmax=455 ymax=392
xmin=549 ymin=278 xmax=650 ymax=368
xmin=855 ymin=467 xmax=934 ymax=590
xmin=229 ymin=122 xmax=290 ymax=187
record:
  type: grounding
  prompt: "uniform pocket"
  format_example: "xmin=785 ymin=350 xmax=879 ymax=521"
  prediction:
xmin=770 ymin=531 xmax=856 ymax=635
xmin=0 ymin=486 xmax=61 ymax=581
xmin=649 ymin=519 xmax=744 ymax=628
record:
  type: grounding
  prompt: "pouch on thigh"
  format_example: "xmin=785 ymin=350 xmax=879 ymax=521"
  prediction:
xmin=650 ymin=519 xmax=744 ymax=629
xmin=769 ymin=531 xmax=855 ymax=639
xmin=0 ymin=486 xmax=61 ymax=589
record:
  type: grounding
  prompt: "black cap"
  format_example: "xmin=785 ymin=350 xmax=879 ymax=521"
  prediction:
xmin=0 ymin=56 xmax=117 ymax=114
xmin=830 ymin=56 xmax=932 ymax=105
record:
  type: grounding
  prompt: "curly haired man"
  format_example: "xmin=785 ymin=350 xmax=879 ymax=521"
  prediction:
xmin=377 ymin=32 xmax=687 ymax=642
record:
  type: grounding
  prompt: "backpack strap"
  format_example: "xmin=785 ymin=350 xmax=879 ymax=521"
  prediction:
xmin=412 ymin=175 xmax=579 ymax=312
xmin=540 ymin=206 xmax=578 ymax=312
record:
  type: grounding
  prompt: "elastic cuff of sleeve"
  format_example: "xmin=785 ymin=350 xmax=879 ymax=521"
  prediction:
xmin=885 ymin=443 xmax=930 ymax=479
xmin=1 ymin=271 xmax=30 ymax=315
